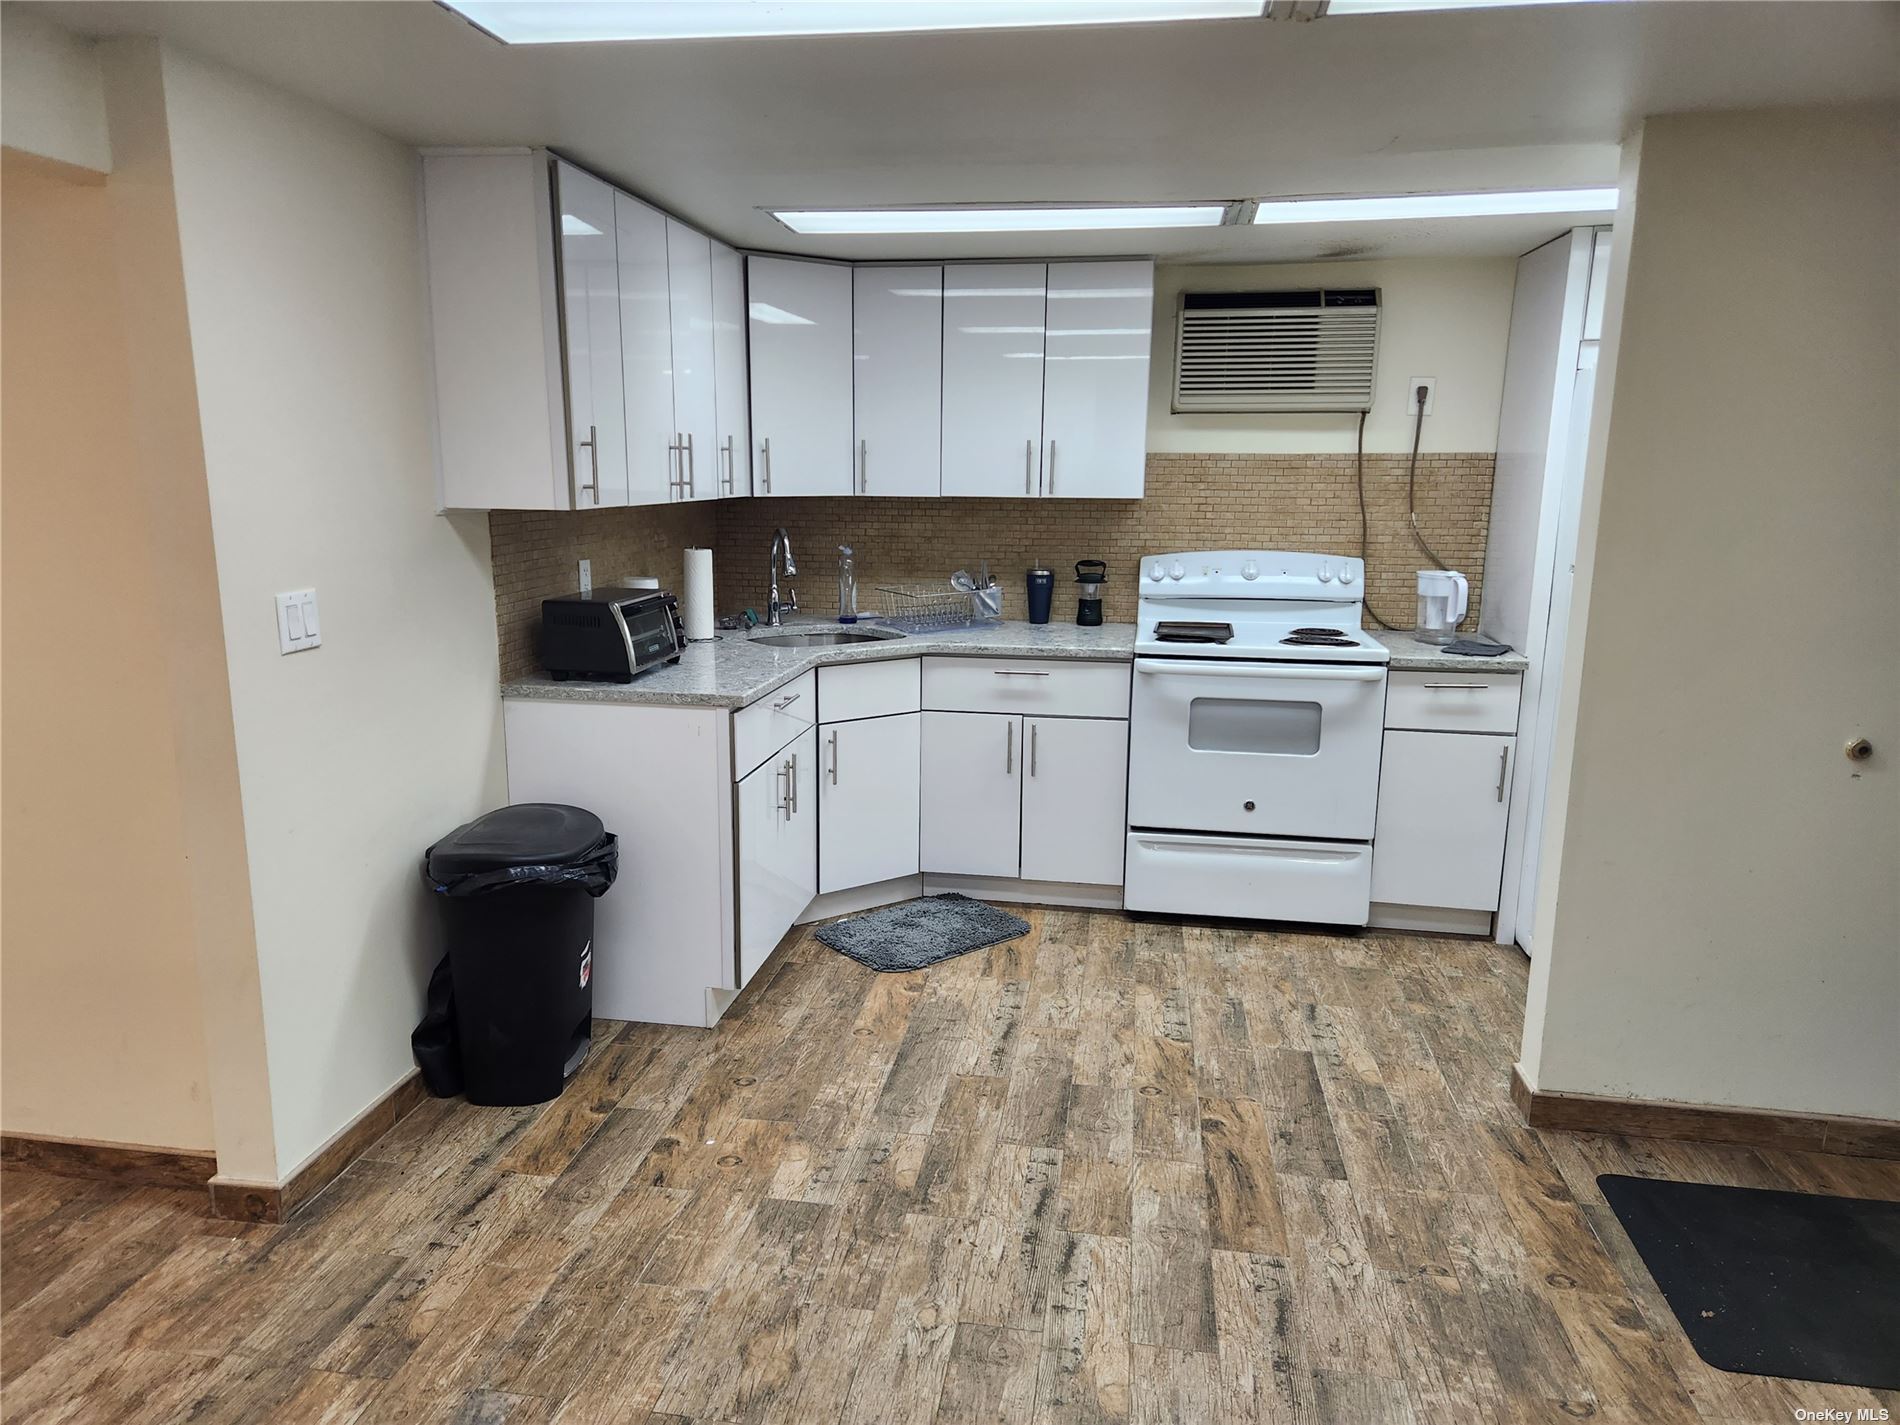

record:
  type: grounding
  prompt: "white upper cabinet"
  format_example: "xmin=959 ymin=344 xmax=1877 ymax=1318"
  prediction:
xmin=666 ymin=218 xmax=719 ymax=502
xmin=853 ymin=266 xmax=943 ymax=497
xmin=747 ymin=256 xmax=854 ymax=497
xmin=613 ymin=191 xmax=675 ymax=508
xmin=941 ymin=262 xmax=1047 ymax=497
xmin=709 ymin=240 xmax=750 ymax=498
xmin=554 ymin=162 xmax=627 ymax=510
xmin=1041 ymin=260 xmax=1154 ymax=499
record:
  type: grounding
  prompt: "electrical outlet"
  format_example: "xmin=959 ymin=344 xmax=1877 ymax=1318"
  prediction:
xmin=1406 ymin=377 xmax=1437 ymax=416
xmin=275 ymin=589 xmax=322 ymax=655
xmin=578 ymin=559 xmax=592 ymax=597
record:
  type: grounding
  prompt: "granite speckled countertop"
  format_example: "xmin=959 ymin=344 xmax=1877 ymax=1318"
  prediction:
xmin=500 ymin=618 xmax=1527 ymax=710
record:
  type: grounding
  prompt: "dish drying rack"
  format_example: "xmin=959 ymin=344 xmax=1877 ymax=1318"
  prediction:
xmin=874 ymin=583 xmax=1002 ymax=634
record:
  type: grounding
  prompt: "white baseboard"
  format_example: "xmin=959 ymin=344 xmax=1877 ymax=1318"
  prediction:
xmin=922 ymin=874 xmax=1124 ymax=910
xmin=1368 ymin=902 xmax=1494 ymax=936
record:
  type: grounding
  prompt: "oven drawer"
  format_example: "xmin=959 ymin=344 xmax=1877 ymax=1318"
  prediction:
xmin=1384 ymin=671 xmax=1521 ymax=734
xmin=1124 ymin=832 xmax=1371 ymax=926
xmin=922 ymin=657 xmax=1131 ymax=718
xmin=734 ymin=672 xmax=816 ymax=779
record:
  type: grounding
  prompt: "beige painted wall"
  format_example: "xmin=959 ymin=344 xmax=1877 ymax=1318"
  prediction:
xmin=156 ymin=44 xmax=508 ymax=1176
xmin=1148 ymin=256 xmax=1517 ymax=455
xmin=1 ymin=154 xmax=214 ymax=1150
xmin=1519 ymin=107 xmax=1900 ymax=1121
xmin=0 ymin=3 xmax=110 ymax=173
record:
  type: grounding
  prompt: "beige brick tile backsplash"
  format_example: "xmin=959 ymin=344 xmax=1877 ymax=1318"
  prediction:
xmin=488 ymin=452 xmax=1494 ymax=682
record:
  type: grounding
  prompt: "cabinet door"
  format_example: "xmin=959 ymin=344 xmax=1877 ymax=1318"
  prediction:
xmin=853 ymin=266 xmax=942 ymax=497
xmin=941 ymin=263 xmax=1047 ymax=497
xmin=1041 ymin=260 xmax=1153 ymax=499
xmin=919 ymin=712 xmax=1022 ymax=877
xmin=819 ymin=713 xmax=921 ymax=893
xmin=710 ymin=239 xmax=751 ymax=498
xmin=737 ymin=728 xmax=818 ymax=989
xmin=666 ymin=218 xmax=719 ymax=502
xmin=1372 ymin=731 xmax=1514 ymax=912
xmin=747 ymin=256 xmax=853 ymax=497
xmin=554 ymin=160 xmax=627 ymax=508
xmin=613 ymin=191 xmax=675 ymax=508
xmin=1020 ymin=717 xmax=1129 ymax=886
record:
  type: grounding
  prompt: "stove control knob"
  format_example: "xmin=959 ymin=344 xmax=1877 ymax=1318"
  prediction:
xmin=1147 ymin=562 xmax=1166 ymax=582
xmin=1318 ymin=561 xmax=1335 ymax=583
xmin=1339 ymin=564 xmax=1358 ymax=585
xmin=1168 ymin=561 xmax=1185 ymax=581
xmin=1241 ymin=560 xmax=1259 ymax=581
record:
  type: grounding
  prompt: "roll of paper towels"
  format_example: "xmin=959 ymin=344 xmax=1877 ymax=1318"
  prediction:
xmin=682 ymin=547 xmax=715 ymax=641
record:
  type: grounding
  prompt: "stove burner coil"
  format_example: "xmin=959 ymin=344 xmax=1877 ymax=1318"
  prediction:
xmin=1281 ymin=635 xmax=1357 ymax=647
xmin=1289 ymin=627 xmax=1347 ymax=638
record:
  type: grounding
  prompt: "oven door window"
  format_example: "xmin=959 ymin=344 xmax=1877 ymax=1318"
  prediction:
xmin=1186 ymin=697 xmax=1322 ymax=756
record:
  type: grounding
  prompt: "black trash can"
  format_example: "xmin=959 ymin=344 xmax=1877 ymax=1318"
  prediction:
xmin=419 ymin=803 xmax=618 ymax=1107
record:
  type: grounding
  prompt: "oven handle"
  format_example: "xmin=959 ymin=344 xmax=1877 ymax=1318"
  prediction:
xmin=1134 ymin=657 xmax=1385 ymax=683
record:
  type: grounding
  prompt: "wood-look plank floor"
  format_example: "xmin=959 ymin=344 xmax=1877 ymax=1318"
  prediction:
xmin=6 ymin=911 xmax=1898 ymax=1424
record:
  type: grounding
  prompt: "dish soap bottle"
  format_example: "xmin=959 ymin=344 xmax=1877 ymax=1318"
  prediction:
xmin=837 ymin=544 xmax=858 ymax=623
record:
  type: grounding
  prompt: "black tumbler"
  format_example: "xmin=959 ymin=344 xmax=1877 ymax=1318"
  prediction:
xmin=1026 ymin=565 xmax=1054 ymax=624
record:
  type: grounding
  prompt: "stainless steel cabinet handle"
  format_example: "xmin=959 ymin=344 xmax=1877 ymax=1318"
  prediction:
xmin=1423 ymin=683 xmax=1487 ymax=690
xmin=577 ymin=424 xmax=600 ymax=504
xmin=722 ymin=436 xmax=736 ymax=495
xmin=829 ymin=729 xmax=839 ymax=785
xmin=992 ymin=669 xmax=1051 ymax=677
xmin=772 ymin=691 xmax=801 ymax=711
xmin=685 ymin=432 xmax=696 ymax=498
xmin=1005 ymin=721 xmax=1014 ymax=775
xmin=1024 ymin=438 xmax=1033 ymax=496
xmin=777 ymin=760 xmax=791 ymax=819
xmin=761 ymin=436 xmax=772 ymax=494
xmin=859 ymin=437 xmax=867 ymax=494
xmin=788 ymin=752 xmax=799 ymax=814
xmin=1047 ymin=439 xmax=1055 ymax=496
xmin=1030 ymin=721 xmax=1038 ymax=778
xmin=1496 ymin=744 xmax=1510 ymax=802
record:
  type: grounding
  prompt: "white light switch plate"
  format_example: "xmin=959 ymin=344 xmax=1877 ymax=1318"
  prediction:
xmin=578 ymin=559 xmax=592 ymax=597
xmin=276 ymin=589 xmax=322 ymax=655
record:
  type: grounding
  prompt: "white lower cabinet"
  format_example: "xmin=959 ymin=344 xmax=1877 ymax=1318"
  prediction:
xmin=920 ymin=709 xmax=1128 ymax=887
xmin=920 ymin=711 xmax=1023 ymax=877
xmin=1372 ymin=729 xmax=1514 ymax=913
xmin=738 ymin=726 xmax=818 ymax=988
xmin=1020 ymin=716 xmax=1128 ymax=886
xmin=819 ymin=712 xmax=921 ymax=893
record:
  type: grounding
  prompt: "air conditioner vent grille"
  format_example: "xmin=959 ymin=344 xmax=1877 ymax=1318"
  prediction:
xmin=1173 ymin=288 xmax=1380 ymax=413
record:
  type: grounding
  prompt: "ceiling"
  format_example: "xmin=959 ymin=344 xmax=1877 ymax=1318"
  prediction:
xmin=40 ymin=0 xmax=1900 ymax=263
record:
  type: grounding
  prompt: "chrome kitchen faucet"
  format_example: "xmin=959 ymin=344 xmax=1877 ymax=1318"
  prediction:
xmin=767 ymin=528 xmax=798 ymax=626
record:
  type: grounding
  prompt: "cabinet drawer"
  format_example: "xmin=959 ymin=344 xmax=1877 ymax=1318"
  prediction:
xmin=820 ymin=658 xmax=920 ymax=723
xmin=1384 ymin=671 xmax=1521 ymax=734
xmin=922 ymin=657 xmax=1131 ymax=718
xmin=734 ymin=671 xmax=816 ymax=778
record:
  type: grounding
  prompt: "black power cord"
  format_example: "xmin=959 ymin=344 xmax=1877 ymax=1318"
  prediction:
xmin=1357 ymin=384 xmax=1457 ymax=631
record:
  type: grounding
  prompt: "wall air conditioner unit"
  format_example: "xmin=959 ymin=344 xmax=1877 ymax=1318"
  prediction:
xmin=1173 ymin=288 xmax=1379 ymax=414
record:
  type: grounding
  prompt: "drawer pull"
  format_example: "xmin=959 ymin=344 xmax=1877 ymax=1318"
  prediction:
xmin=1422 ymin=682 xmax=1488 ymax=690
xmin=992 ymin=669 xmax=1051 ymax=678
xmin=772 ymin=691 xmax=802 ymax=711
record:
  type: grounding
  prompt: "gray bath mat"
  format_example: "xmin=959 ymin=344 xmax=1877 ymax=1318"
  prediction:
xmin=814 ymin=893 xmax=1030 ymax=972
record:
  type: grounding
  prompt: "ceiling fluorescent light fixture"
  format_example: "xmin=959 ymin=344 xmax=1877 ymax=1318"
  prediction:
xmin=442 ymin=0 xmax=1263 ymax=45
xmin=1325 ymin=0 xmax=1604 ymax=13
xmin=1252 ymin=187 xmax=1618 ymax=224
xmin=772 ymin=204 xmax=1228 ymax=235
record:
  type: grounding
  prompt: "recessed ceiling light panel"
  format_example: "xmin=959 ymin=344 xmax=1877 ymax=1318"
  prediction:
xmin=443 ymin=0 xmax=1264 ymax=45
xmin=1251 ymin=187 xmax=1618 ymax=224
xmin=771 ymin=204 xmax=1229 ymax=235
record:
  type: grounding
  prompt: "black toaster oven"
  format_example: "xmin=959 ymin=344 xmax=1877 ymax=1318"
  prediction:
xmin=540 ymin=589 xmax=685 ymax=683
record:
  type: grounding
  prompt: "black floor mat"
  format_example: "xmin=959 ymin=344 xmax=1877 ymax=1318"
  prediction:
xmin=1599 ymin=1173 xmax=1900 ymax=1389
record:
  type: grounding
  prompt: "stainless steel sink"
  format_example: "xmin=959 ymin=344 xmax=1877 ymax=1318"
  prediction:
xmin=748 ymin=628 xmax=905 ymax=648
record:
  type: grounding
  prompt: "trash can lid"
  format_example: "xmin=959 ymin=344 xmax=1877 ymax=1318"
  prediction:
xmin=426 ymin=803 xmax=607 ymax=876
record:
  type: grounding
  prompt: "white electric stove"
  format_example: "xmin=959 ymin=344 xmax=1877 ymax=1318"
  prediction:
xmin=1125 ymin=550 xmax=1390 ymax=926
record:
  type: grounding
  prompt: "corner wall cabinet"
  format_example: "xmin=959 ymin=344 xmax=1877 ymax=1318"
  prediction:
xmin=420 ymin=149 xmax=751 ymax=512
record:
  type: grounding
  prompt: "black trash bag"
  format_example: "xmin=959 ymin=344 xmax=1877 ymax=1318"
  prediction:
xmin=412 ymin=954 xmax=464 ymax=1098
xmin=421 ymin=833 xmax=619 ymax=899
